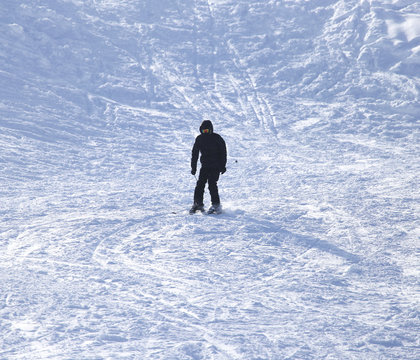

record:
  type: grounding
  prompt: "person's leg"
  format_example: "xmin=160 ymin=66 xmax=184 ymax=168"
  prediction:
xmin=207 ymin=169 xmax=220 ymax=205
xmin=194 ymin=168 xmax=208 ymax=205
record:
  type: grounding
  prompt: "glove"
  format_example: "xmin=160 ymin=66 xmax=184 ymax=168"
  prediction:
xmin=191 ymin=168 xmax=196 ymax=176
xmin=220 ymin=167 xmax=226 ymax=174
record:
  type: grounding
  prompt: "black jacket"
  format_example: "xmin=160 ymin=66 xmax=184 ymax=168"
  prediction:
xmin=191 ymin=121 xmax=227 ymax=172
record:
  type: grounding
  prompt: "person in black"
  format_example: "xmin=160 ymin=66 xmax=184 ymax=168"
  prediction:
xmin=190 ymin=120 xmax=227 ymax=214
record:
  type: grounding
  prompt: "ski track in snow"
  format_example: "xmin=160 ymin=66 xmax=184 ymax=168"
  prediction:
xmin=1 ymin=0 xmax=419 ymax=359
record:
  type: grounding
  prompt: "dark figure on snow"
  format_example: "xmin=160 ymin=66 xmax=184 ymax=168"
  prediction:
xmin=190 ymin=120 xmax=227 ymax=214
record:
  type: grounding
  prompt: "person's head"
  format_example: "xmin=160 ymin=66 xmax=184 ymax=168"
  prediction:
xmin=200 ymin=120 xmax=213 ymax=134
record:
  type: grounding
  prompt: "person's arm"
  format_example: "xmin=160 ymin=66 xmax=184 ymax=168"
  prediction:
xmin=191 ymin=137 xmax=200 ymax=174
xmin=219 ymin=136 xmax=227 ymax=173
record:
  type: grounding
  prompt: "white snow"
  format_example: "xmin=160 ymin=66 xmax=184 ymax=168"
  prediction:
xmin=1 ymin=0 xmax=419 ymax=359
xmin=387 ymin=15 xmax=420 ymax=42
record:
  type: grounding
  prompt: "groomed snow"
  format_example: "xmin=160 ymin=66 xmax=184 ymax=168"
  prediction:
xmin=1 ymin=0 xmax=419 ymax=359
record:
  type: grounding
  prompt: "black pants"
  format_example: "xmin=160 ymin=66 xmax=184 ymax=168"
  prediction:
xmin=194 ymin=167 xmax=220 ymax=205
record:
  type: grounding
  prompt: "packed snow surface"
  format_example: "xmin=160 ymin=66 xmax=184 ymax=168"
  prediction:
xmin=1 ymin=0 xmax=419 ymax=359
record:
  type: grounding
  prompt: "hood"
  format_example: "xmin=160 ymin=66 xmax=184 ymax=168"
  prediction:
xmin=200 ymin=120 xmax=213 ymax=134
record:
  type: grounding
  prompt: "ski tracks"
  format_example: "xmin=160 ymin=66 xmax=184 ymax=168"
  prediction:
xmin=224 ymin=35 xmax=278 ymax=136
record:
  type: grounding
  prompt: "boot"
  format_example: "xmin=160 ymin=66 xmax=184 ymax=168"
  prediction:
xmin=207 ymin=203 xmax=222 ymax=214
xmin=189 ymin=202 xmax=205 ymax=214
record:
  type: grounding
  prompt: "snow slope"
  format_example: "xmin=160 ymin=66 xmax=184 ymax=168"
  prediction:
xmin=1 ymin=0 xmax=419 ymax=358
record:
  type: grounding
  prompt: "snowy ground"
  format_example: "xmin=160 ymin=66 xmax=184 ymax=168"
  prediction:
xmin=1 ymin=0 xmax=419 ymax=359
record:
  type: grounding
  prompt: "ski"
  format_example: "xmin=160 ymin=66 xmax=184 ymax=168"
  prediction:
xmin=189 ymin=209 xmax=205 ymax=215
xmin=188 ymin=204 xmax=222 ymax=215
